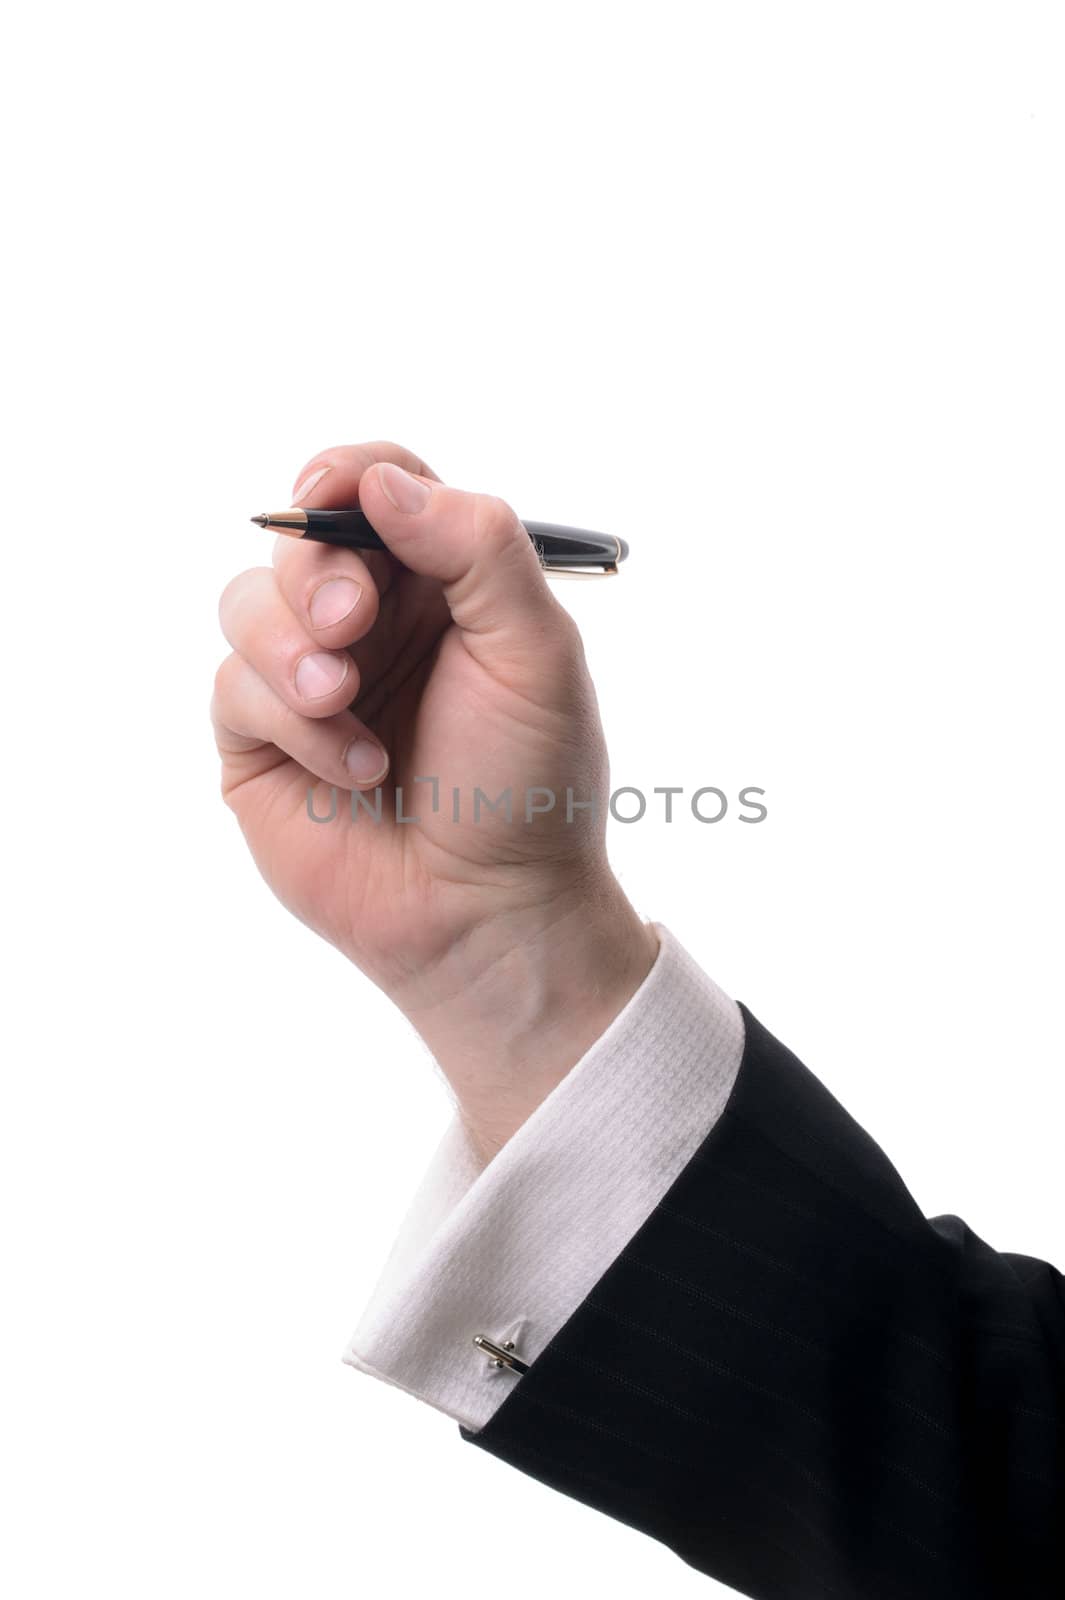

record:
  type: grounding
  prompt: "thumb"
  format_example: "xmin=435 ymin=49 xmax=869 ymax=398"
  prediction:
xmin=358 ymin=461 xmax=564 ymax=656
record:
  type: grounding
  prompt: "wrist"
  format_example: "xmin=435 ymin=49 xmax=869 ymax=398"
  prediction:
xmin=398 ymin=876 xmax=659 ymax=1163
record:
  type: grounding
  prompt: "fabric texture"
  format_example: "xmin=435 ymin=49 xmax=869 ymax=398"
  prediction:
xmin=461 ymin=1006 xmax=1065 ymax=1597
xmin=344 ymin=922 xmax=745 ymax=1431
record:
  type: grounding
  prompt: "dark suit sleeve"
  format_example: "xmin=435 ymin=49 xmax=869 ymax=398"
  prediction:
xmin=459 ymin=1006 xmax=1065 ymax=1598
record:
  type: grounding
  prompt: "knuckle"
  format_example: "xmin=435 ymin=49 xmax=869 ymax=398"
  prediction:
xmin=217 ymin=566 xmax=267 ymax=624
xmin=211 ymin=651 xmax=240 ymax=704
xmin=552 ymin=603 xmax=587 ymax=664
xmin=556 ymin=601 xmax=584 ymax=649
xmin=217 ymin=572 xmax=242 ymax=623
xmin=374 ymin=438 xmax=431 ymax=477
xmin=472 ymin=492 xmax=520 ymax=550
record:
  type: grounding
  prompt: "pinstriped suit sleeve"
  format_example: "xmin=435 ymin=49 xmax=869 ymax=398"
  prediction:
xmin=461 ymin=1006 xmax=1065 ymax=1597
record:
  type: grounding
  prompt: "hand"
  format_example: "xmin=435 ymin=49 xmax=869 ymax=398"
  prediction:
xmin=212 ymin=441 xmax=658 ymax=1158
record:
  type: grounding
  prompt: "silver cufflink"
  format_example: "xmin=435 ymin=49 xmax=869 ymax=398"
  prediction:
xmin=472 ymin=1334 xmax=529 ymax=1376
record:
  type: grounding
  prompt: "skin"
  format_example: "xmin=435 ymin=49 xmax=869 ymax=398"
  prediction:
xmin=212 ymin=440 xmax=659 ymax=1162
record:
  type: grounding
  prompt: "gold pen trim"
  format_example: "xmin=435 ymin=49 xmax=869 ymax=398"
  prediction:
xmin=250 ymin=510 xmax=308 ymax=536
xmin=538 ymin=538 xmax=622 ymax=579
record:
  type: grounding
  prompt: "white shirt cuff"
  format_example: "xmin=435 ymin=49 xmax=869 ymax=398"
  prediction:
xmin=343 ymin=923 xmax=745 ymax=1432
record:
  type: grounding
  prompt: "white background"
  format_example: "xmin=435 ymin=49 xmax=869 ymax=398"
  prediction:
xmin=3 ymin=3 xmax=1063 ymax=1595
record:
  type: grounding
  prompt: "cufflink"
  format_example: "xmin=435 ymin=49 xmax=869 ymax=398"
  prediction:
xmin=472 ymin=1334 xmax=529 ymax=1376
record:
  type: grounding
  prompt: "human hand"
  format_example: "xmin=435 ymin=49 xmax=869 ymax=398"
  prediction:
xmin=212 ymin=441 xmax=657 ymax=1157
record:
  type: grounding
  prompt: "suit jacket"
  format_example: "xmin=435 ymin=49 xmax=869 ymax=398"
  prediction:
xmin=346 ymin=928 xmax=1065 ymax=1598
xmin=459 ymin=1005 xmax=1065 ymax=1597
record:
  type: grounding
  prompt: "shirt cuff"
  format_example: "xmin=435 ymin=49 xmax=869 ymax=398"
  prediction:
xmin=342 ymin=923 xmax=745 ymax=1432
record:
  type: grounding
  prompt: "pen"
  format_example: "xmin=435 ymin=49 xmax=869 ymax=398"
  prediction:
xmin=250 ymin=508 xmax=628 ymax=577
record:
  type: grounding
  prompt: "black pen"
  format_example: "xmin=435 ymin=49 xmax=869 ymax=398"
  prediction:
xmin=250 ymin=508 xmax=628 ymax=576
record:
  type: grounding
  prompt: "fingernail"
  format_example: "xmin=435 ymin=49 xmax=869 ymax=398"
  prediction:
xmin=379 ymin=462 xmax=431 ymax=514
xmin=344 ymin=738 xmax=389 ymax=785
xmin=292 ymin=464 xmax=331 ymax=504
xmin=309 ymin=577 xmax=362 ymax=629
xmin=295 ymin=651 xmax=349 ymax=699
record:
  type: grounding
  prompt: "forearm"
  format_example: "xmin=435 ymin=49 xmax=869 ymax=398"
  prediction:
xmin=395 ymin=876 xmax=660 ymax=1163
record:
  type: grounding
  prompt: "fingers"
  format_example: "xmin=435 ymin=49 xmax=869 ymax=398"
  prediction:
xmin=218 ymin=566 xmax=360 ymax=718
xmin=356 ymin=462 xmax=566 ymax=653
xmin=212 ymin=653 xmax=390 ymax=790
xmin=269 ymin=438 xmax=443 ymax=624
xmin=288 ymin=439 xmax=444 ymax=510
xmin=271 ymin=538 xmax=381 ymax=648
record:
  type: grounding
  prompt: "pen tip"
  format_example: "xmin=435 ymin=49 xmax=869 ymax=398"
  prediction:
xmin=250 ymin=514 xmax=268 ymax=527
